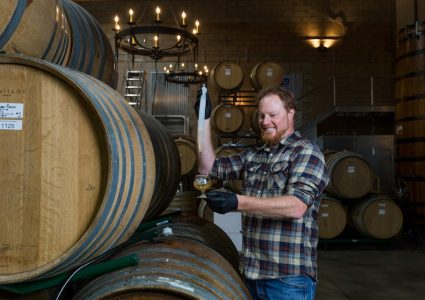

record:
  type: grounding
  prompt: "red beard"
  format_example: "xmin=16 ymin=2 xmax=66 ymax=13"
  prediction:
xmin=261 ymin=127 xmax=285 ymax=146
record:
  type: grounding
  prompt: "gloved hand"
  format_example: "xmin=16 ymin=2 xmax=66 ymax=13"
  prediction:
xmin=205 ymin=190 xmax=238 ymax=214
xmin=194 ymin=88 xmax=212 ymax=119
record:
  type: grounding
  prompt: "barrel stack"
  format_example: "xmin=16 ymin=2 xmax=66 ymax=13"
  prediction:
xmin=319 ymin=150 xmax=403 ymax=240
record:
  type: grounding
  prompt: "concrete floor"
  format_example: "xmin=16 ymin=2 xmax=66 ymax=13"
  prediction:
xmin=316 ymin=236 xmax=425 ymax=300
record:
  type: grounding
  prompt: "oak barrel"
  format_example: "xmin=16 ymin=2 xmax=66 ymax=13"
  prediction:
xmin=318 ymin=196 xmax=347 ymax=239
xmin=250 ymin=108 xmax=261 ymax=135
xmin=73 ymin=237 xmax=251 ymax=299
xmin=216 ymin=146 xmax=243 ymax=193
xmin=137 ymin=215 xmax=240 ymax=271
xmin=0 ymin=55 xmax=155 ymax=283
xmin=0 ymin=0 xmax=71 ymax=65
xmin=250 ymin=61 xmax=284 ymax=90
xmin=349 ymin=194 xmax=403 ymax=239
xmin=325 ymin=150 xmax=375 ymax=199
xmin=161 ymin=190 xmax=199 ymax=217
xmin=211 ymin=61 xmax=244 ymax=91
xmin=0 ymin=0 xmax=116 ymax=87
xmin=211 ymin=104 xmax=244 ymax=134
xmin=395 ymin=20 xmax=425 ymax=224
xmin=174 ymin=135 xmax=197 ymax=176
xmin=136 ymin=113 xmax=181 ymax=221
xmin=61 ymin=0 xmax=116 ymax=87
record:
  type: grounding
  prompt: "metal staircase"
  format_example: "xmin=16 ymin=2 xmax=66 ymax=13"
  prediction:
xmin=123 ymin=70 xmax=144 ymax=109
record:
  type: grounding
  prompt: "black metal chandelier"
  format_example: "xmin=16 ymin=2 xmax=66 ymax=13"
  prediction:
xmin=164 ymin=59 xmax=209 ymax=86
xmin=114 ymin=6 xmax=199 ymax=62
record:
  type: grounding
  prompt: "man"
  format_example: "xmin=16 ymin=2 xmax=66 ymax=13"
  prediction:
xmin=195 ymin=86 xmax=329 ymax=300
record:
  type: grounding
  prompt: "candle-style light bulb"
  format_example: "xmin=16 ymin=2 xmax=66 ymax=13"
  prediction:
xmin=195 ymin=20 xmax=200 ymax=32
xmin=195 ymin=63 xmax=198 ymax=70
xmin=155 ymin=6 xmax=161 ymax=22
xmin=177 ymin=35 xmax=181 ymax=41
xmin=181 ymin=62 xmax=185 ymax=70
xmin=154 ymin=35 xmax=159 ymax=48
xmin=129 ymin=9 xmax=134 ymax=23
xmin=114 ymin=15 xmax=119 ymax=31
xmin=181 ymin=11 xmax=186 ymax=26
xmin=193 ymin=28 xmax=197 ymax=35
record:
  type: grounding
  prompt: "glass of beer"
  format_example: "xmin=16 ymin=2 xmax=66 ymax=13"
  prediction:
xmin=193 ymin=174 xmax=212 ymax=198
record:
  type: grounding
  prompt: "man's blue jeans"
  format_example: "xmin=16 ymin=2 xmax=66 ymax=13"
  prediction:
xmin=245 ymin=275 xmax=317 ymax=300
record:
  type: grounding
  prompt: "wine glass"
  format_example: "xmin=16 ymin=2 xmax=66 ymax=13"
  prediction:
xmin=193 ymin=174 xmax=212 ymax=198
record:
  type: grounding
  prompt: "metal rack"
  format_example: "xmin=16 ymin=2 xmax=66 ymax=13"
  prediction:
xmin=216 ymin=90 xmax=261 ymax=147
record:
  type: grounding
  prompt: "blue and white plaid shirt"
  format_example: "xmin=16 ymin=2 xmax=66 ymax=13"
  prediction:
xmin=210 ymin=131 xmax=329 ymax=280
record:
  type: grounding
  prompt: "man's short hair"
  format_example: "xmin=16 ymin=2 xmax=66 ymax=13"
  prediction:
xmin=256 ymin=86 xmax=296 ymax=111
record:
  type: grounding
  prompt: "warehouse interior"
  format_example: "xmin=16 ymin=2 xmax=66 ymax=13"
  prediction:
xmin=0 ymin=0 xmax=425 ymax=299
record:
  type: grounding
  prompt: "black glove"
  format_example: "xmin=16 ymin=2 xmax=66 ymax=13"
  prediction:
xmin=205 ymin=190 xmax=238 ymax=214
xmin=194 ymin=88 xmax=212 ymax=119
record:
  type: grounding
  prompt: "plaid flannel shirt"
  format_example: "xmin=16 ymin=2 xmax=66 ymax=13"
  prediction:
xmin=210 ymin=131 xmax=329 ymax=280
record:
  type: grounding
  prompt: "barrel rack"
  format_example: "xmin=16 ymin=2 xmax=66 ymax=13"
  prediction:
xmin=215 ymin=90 xmax=261 ymax=147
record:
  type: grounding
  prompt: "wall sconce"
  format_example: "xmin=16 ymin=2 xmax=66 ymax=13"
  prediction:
xmin=305 ymin=36 xmax=341 ymax=51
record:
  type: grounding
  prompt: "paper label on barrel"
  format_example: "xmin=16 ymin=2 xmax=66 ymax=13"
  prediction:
xmin=225 ymin=112 xmax=232 ymax=118
xmin=321 ymin=213 xmax=329 ymax=217
xmin=0 ymin=120 xmax=22 ymax=130
xmin=0 ymin=103 xmax=24 ymax=130
xmin=0 ymin=103 xmax=24 ymax=119
xmin=347 ymin=166 xmax=355 ymax=173
xmin=396 ymin=124 xmax=403 ymax=135
xmin=225 ymin=68 xmax=232 ymax=76
xmin=378 ymin=209 xmax=386 ymax=215
xmin=267 ymin=68 xmax=273 ymax=77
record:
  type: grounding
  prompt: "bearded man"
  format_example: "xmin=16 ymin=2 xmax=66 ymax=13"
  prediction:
xmin=195 ymin=86 xmax=329 ymax=300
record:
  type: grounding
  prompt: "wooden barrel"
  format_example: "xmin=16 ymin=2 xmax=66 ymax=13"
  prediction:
xmin=198 ymin=199 xmax=214 ymax=223
xmin=325 ymin=150 xmax=375 ymax=199
xmin=349 ymin=194 xmax=404 ymax=239
xmin=73 ymin=237 xmax=251 ymax=300
xmin=211 ymin=104 xmax=244 ymax=134
xmin=0 ymin=0 xmax=116 ymax=87
xmin=250 ymin=108 xmax=261 ymax=135
xmin=250 ymin=61 xmax=284 ymax=90
xmin=62 ymin=0 xmax=117 ymax=87
xmin=161 ymin=190 xmax=199 ymax=217
xmin=318 ymin=196 xmax=347 ymax=239
xmin=136 ymin=112 xmax=181 ymax=221
xmin=137 ymin=215 xmax=240 ymax=271
xmin=0 ymin=0 xmax=71 ymax=65
xmin=174 ymin=135 xmax=197 ymax=176
xmin=0 ymin=55 xmax=156 ymax=284
xmin=211 ymin=61 xmax=244 ymax=91
xmin=395 ymin=20 xmax=425 ymax=224
xmin=216 ymin=146 xmax=243 ymax=193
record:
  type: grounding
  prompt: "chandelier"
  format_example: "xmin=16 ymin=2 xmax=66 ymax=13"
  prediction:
xmin=114 ymin=5 xmax=200 ymax=62
xmin=163 ymin=59 xmax=209 ymax=86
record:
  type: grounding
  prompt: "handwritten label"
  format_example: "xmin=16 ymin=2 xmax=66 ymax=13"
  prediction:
xmin=0 ymin=103 xmax=24 ymax=131
xmin=0 ymin=103 xmax=24 ymax=119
